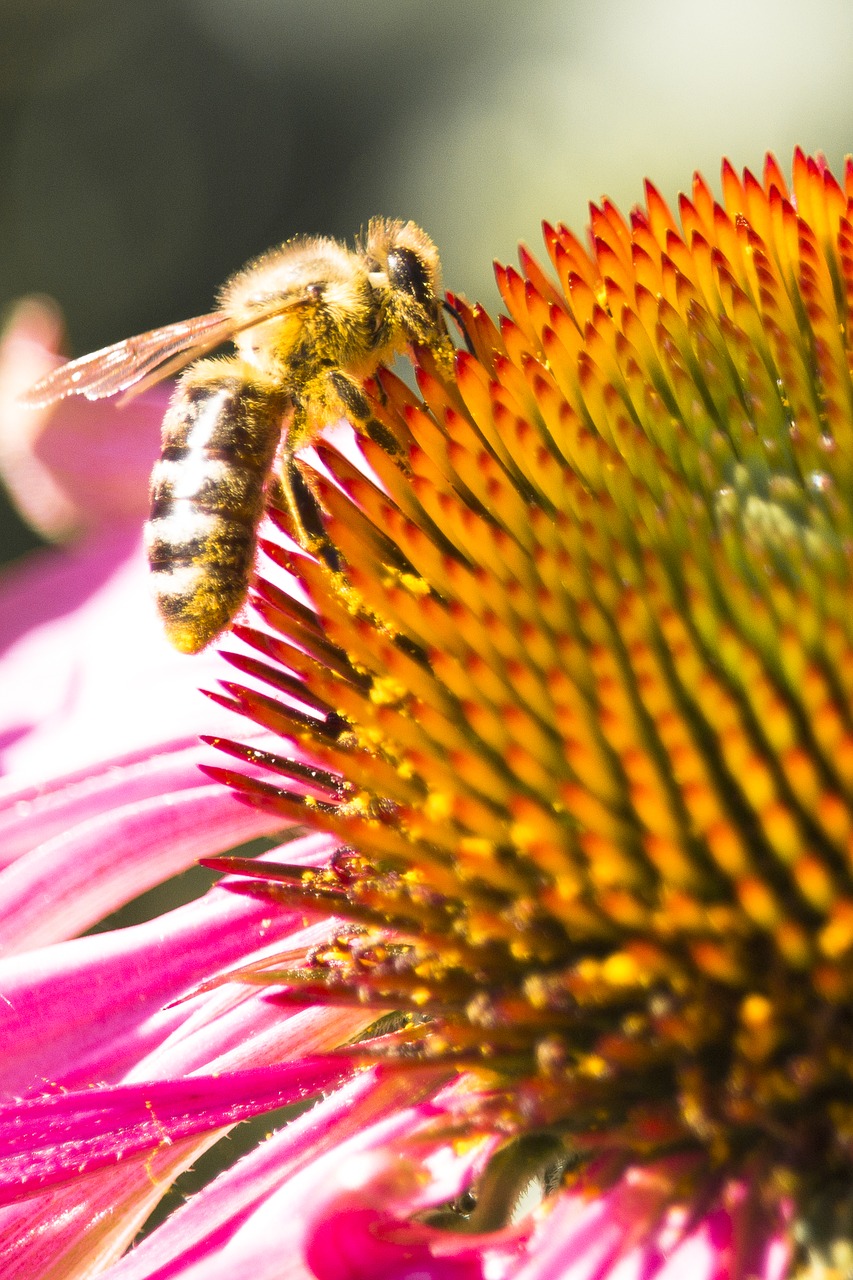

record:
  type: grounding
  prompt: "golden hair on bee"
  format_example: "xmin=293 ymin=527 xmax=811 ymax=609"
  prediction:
xmin=20 ymin=219 xmax=455 ymax=653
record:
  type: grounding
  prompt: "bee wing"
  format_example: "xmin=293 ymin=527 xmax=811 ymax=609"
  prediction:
xmin=19 ymin=291 xmax=318 ymax=409
xmin=18 ymin=312 xmax=240 ymax=408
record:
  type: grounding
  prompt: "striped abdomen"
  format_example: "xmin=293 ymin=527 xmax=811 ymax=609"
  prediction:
xmin=145 ymin=362 xmax=288 ymax=653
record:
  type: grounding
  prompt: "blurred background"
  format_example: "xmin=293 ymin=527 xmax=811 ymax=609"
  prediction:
xmin=2 ymin=0 xmax=853 ymax=564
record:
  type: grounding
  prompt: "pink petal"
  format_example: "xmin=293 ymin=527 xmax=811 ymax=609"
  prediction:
xmin=0 ymin=534 xmax=242 ymax=783
xmin=0 ymin=296 xmax=165 ymax=540
xmin=509 ymin=1167 xmax=792 ymax=1280
xmin=0 ymin=1060 xmax=348 ymax=1205
xmin=0 ymin=836 xmax=341 ymax=1092
xmin=98 ymin=1068 xmax=451 ymax=1280
xmin=0 ymin=736 xmax=231 ymax=865
xmin=0 ymin=777 xmax=283 ymax=950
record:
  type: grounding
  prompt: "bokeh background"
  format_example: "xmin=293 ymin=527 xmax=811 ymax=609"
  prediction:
xmin=2 ymin=0 xmax=853 ymax=564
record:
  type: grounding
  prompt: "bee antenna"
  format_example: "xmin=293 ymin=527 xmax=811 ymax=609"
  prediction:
xmin=442 ymin=298 xmax=476 ymax=356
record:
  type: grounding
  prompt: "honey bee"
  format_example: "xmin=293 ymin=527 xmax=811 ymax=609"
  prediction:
xmin=21 ymin=220 xmax=455 ymax=653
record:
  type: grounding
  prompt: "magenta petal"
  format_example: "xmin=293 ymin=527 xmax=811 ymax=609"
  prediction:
xmin=303 ymin=1130 xmax=521 ymax=1280
xmin=306 ymin=1186 xmax=491 ymax=1280
xmin=309 ymin=1207 xmax=487 ymax=1280
xmin=0 ymin=1061 xmax=347 ymax=1206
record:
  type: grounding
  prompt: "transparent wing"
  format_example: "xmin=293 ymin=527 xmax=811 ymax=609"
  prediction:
xmin=18 ymin=313 xmax=237 ymax=407
xmin=18 ymin=292 xmax=318 ymax=409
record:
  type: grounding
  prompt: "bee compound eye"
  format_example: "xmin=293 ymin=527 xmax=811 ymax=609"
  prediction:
xmin=386 ymin=246 xmax=432 ymax=307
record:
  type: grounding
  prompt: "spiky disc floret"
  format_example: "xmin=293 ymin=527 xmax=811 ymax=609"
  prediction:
xmin=207 ymin=152 xmax=853 ymax=1240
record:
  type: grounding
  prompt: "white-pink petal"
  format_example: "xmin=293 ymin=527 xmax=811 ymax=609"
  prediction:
xmin=0 ymin=1138 xmax=210 ymax=1280
xmin=0 ymin=295 xmax=163 ymax=541
xmin=0 ymin=837 xmax=337 ymax=1093
xmin=0 ymin=535 xmax=239 ymax=784
xmin=0 ymin=779 xmax=283 ymax=951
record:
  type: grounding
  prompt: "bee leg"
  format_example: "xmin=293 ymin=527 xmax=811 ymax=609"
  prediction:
xmin=279 ymin=449 xmax=342 ymax=574
xmin=282 ymin=367 xmax=402 ymax=573
xmin=326 ymin=369 xmax=404 ymax=459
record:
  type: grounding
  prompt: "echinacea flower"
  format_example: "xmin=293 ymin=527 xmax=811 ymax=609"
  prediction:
xmin=5 ymin=149 xmax=853 ymax=1279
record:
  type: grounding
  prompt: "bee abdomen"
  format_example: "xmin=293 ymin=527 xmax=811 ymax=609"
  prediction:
xmin=145 ymin=364 xmax=287 ymax=653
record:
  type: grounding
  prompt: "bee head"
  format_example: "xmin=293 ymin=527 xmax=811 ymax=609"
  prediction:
xmin=363 ymin=219 xmax=453 ymax=370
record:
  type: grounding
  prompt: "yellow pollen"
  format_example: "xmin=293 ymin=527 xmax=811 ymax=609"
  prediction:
xmin=369 ymin=675 xmax=409 ymax=706
xmin=399 ymin=572 xmax=430 ymax=596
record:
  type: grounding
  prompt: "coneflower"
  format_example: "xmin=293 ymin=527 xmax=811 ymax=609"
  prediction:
xmin=5 ymin=151 xmax=853 ymax=1279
